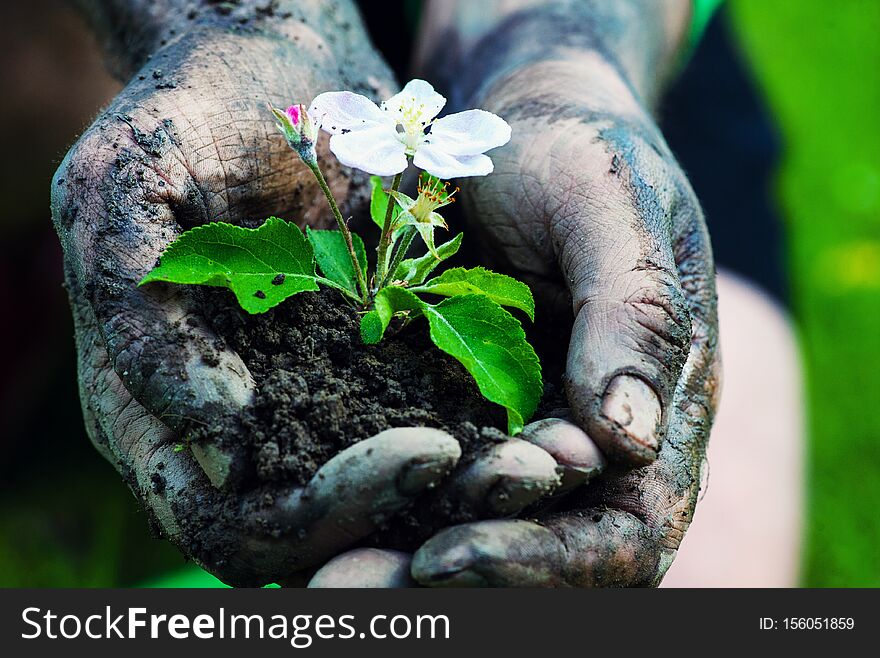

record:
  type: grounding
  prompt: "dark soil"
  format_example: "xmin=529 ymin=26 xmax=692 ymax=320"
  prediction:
xmin=190 ymin=285 xmax=522 ymax=541
xmin=189 ymin=283 xmax=564 ymax=547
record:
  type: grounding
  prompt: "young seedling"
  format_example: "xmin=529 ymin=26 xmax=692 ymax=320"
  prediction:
xmin=141 ymin=80 xmax=542 ymax=434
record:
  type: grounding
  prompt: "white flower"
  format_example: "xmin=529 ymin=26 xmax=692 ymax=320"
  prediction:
xmin=307 ymin=79 xmax=511 ymax=179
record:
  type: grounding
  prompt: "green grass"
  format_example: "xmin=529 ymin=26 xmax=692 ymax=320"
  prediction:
xmin=730 ymin=0 xmax=880 ymax=586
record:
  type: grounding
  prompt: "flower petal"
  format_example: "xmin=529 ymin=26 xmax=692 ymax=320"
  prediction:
xmin=382 ymin=79 xmax=446 ymax=122
xmin=308 ymin=91 xmax=389 ymax=135
xmin=328 ymin=124 xmax=408 ymax=176
xmin=285 ymin=104 xmax=301 ymax=126
xmin=414 ymin=145 xmax=494 ymax=178
xmin=427 ymin=109 xmax=512 ymax=156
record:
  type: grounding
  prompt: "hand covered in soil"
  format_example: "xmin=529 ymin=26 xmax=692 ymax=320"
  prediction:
xmin=313 ymin=1 xmax=721 ymax=587
xmin=416 ymin=63 xmax=719 ymax=586
xmin=50 ymin=1 xmax=478 ymax=586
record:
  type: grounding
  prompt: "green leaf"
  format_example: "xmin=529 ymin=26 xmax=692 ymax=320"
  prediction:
xmin=359 ymin=312 xmax=385 ymax=345
xmin=360 ymin=286 xmax=423 ymax=344
xmin=306 ymin=228 xmax=366 ymax=295
xmin=413 ymin=267 xmax=535 ymax=321
xmin=370 ymin=175 xmax=400 ymax=232
xmin=422 ymin=295 xmax=543 ymax=435
xmin=394 ymin=233 xmax=463 ymax=284
xmin=139 ymin=217 xmax=319 ymax=314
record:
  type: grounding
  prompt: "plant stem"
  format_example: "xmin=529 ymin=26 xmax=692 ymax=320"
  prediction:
xmin=382 ymin=226 xmax=417 ymax=287
xmin=375 ymin=172 xmax=403 ymax=287
xmin=308 ymin=163 xmax=368 ymax=301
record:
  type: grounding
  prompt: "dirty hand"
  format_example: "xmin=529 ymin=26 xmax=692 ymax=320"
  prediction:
xmin=313 ymin=0 xmax=721 ymax=587
xmin=54 ymin=1 xmax=443 ymax=587
xmin=54 ymin=0 xmax=579 ymax=586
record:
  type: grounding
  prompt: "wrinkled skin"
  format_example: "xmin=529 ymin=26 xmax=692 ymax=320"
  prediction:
xmin=314 ymin=2 xmax=721 ymax=587
xmin=53 ymin=2 xmax=584 ymax=587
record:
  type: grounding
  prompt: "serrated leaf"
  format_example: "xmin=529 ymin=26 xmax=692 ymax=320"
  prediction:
xmin=413 ymin=267 xmax=535 ymax=321
xmin=423 ymin=295 xmax=542 ymax=435
xmin=360 ymin=286 xmax=424 ymax=344
xmin=393 ymin=233 xmax=463 ymax=284
xmin=139 ymin=217 xmax=319 ymax=314
xmin=307 ymin=228 xmax=366 ymax=295
xmin=370 ymin=175 xmax=401 ymax=231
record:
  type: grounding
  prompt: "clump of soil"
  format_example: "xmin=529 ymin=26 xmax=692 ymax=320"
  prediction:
xmin=188 ymin=282 xmax=568 ymax=549
xmin=195 ymin=287 xmax=507 ymax=489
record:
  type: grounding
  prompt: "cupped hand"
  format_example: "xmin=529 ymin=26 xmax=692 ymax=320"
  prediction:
xmin=414 ymin=57 xmax=721 ymax=586
xmin=312 ymin=56 xmax=721 ymax=587
xmin=53 ymin=11 xmax=448 ymax=585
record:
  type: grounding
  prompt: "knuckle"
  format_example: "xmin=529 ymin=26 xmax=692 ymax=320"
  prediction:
xmin=602 ymin=458 xmax=699 ymax=553
xmin=53 ymin=117 xmax=184 ymax=269
xmin=621 ymin=267 xmax=692 ymax=362
xmin=555 ymin=510 xmax=663 ymax=587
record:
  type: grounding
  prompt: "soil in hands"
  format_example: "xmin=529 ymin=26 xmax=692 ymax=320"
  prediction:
xmin=190 ymin=286 xmax=515 ymax=541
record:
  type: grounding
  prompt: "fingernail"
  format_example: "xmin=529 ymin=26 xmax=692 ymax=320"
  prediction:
xmin=191 ymin=443 xmax=235 ymax=489
xmin=398 ymin=457 xmax=453 ymax=496
xmin=558 ymin=463 xmax=603 ymax=492
xmin=601 ymin=375 xmax=661 ymax=451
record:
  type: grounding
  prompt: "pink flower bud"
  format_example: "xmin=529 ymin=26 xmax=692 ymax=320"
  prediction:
xmin=286 ymin=104 xmax=301 ymax=126
xmin=269 ymin=102 xmax=318 ymax=166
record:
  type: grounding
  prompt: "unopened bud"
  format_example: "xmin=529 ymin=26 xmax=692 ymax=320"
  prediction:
xmin=270 ymin=102 xmax=318 ymax=166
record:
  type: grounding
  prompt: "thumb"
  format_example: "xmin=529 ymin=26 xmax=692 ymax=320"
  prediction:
xmin=554 ymin=146 xmax=691 ymax=465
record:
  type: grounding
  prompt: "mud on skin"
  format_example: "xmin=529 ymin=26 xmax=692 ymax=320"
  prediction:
xmin=54 ymin=0 xmax=472 ymax=582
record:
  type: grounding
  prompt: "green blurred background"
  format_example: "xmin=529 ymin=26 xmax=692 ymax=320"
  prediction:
xmin=0 ymin=0 xmax=877 ymax=587
xmin=731 ymin=0 xmax=880 ymax=586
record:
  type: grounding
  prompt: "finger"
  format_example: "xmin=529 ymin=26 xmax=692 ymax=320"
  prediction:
xmin=556 ymin=134 xmax=719 ymax=582
xmin=308 ymin=549 xmax=415 ymax=588
xmin=541 ymin=121 xmax=694 ymax=466
xmin=577 ymin=191 xmax=720 ymax=560
xmin=196 ymin=427 xmax=460 ymax=584
xmin=520 ymin=417 xmax=605 ymax=493
xmin=449 ymin=438 xmax=560 ymax=516
xmin=412 ymin=512 xmax=662 ymax=588
xmin=250 ymin=427 xmax=461 ymax=569
xmin=70 ymin=280 xmax=239 ymax=566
